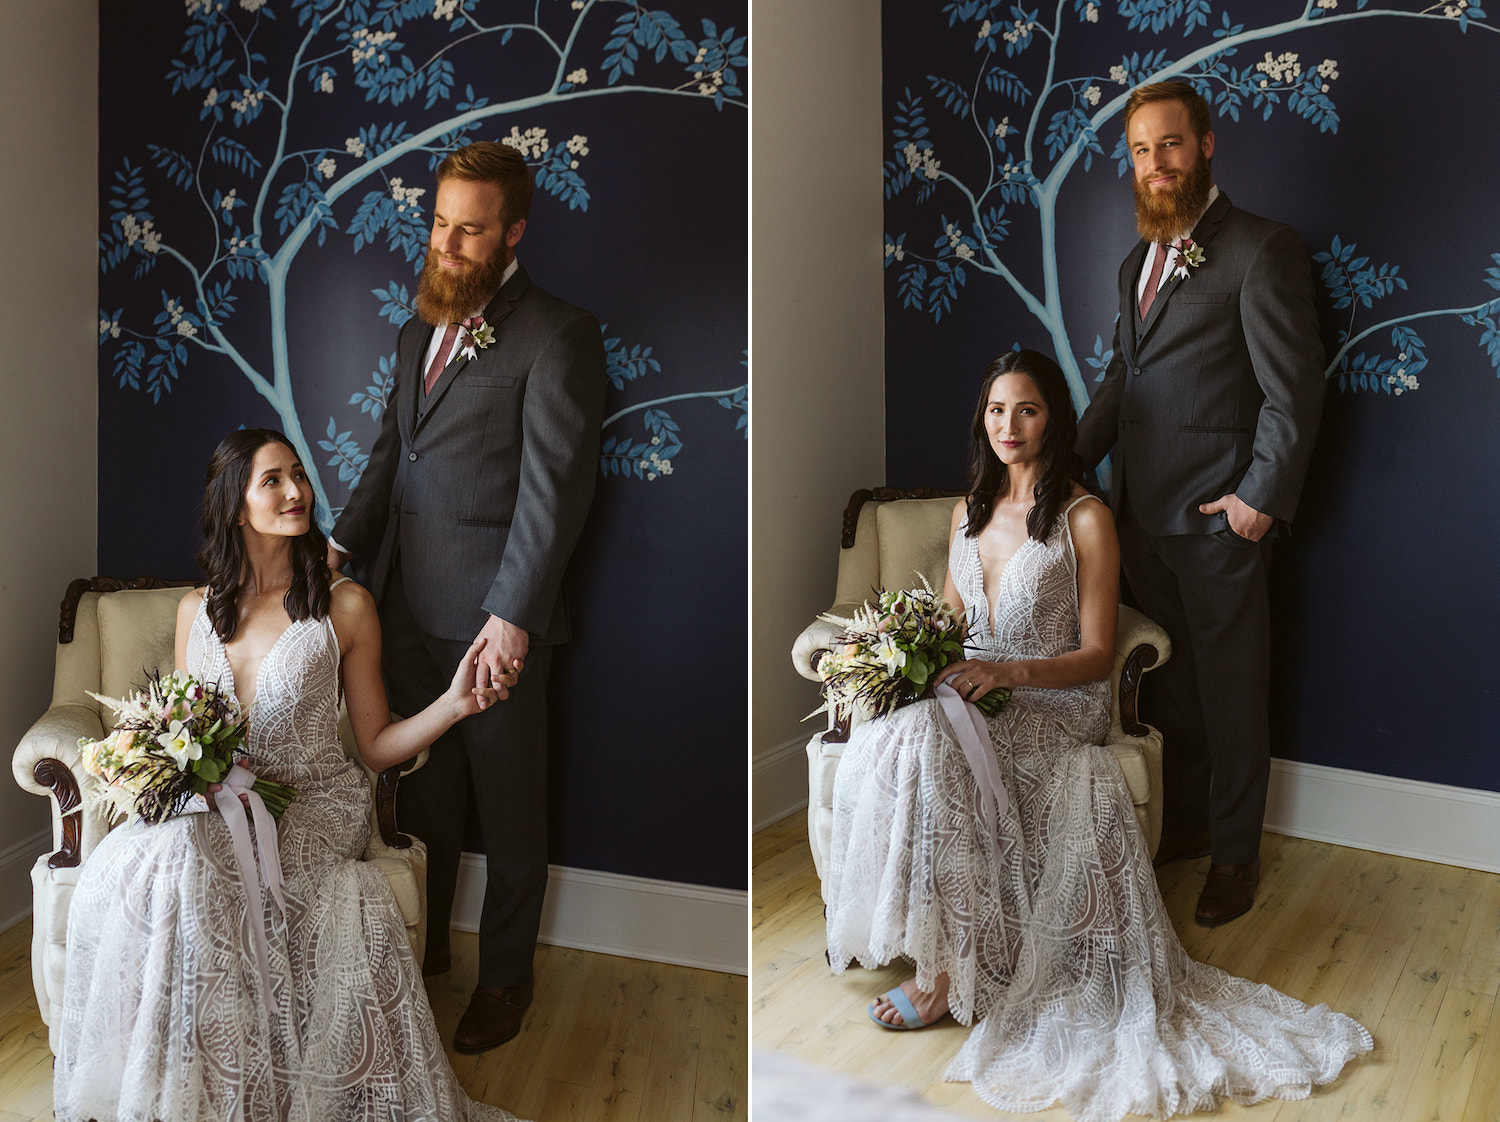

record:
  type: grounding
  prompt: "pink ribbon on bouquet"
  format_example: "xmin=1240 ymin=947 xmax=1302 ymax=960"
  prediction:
xmin=211 ymin=763 xmax=288 ymax=1021
xmin=933 ymin=681 xmax=1010 ymax=835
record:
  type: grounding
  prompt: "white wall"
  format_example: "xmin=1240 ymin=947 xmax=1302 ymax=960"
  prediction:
xmin=751 ymin=2 xmax=886 ymax=826
xmin=0 ymin=4 xmax=100 ymax=927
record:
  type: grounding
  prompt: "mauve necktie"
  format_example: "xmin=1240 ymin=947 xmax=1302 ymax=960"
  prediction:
xmin=1138 ymin=242 xmax=1167 ymax=320
xmin=423 ymin=322 xmax=461 ymax=395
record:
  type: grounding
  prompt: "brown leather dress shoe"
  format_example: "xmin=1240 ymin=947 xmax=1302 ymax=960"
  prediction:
xmin=453 ymin=981 xmax=534 ymax=1054
xmin=1194 ymin=858 xmax=1261 ymax=927
xmin=1152 ymin=830 xmax=1211 ymax=869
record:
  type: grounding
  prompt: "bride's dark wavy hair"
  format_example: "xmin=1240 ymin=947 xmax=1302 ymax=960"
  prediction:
xmin=964 ymin=349 xmax=1083 ymax=542
xmin=195 ymin=429 xmax=332 ymax=642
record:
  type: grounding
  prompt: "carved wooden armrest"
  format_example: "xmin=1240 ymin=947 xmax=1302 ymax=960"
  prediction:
xmin=12 ymin=704 xmax=105 ymax=869
xmin=373 ymin=747 xmax=429 ymax=850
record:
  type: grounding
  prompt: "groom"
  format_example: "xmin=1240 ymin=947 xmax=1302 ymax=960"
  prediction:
xmin=330 ymin=141 xmax=606 ymax=1050
xmin=1076 ymin=82 xmax=1325 ymax=926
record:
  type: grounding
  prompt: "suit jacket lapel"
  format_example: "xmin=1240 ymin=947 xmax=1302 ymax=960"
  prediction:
xmin=1134 ymin=191 xmax=1233 ymax=352
xmin=411 ymin=264 xmax=534 ymax=435
xmin=1118 ymin=240 xmax=1149 ymax=368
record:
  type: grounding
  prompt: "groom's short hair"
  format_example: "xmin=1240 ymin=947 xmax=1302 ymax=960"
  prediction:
xmin=437 ymin=140 xmax=536 ymax=229
xmin=1124 ymin=81 xmax=1213 ymax=142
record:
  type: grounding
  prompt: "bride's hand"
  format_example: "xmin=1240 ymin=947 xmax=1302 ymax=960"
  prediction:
xmin=936 ymin=659 xmax=1014 ymax=704
xmin=446 ymin=636 xmax=520 ymax=717
xmin=206 ymin=780 xmax=252 ymax=810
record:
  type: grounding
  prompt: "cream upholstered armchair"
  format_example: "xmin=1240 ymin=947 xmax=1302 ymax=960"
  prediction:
xmin=11 ymin=577 xmax=429 ymax=1052
xmin=791 ymin=488 xmax=1173 ymax=887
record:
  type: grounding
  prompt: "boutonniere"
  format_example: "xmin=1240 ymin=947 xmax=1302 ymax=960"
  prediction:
xmin=457 ymin=314 xmax=495 ymax=362
xmin=1168 ymin=237 xmax=1206 ymax=281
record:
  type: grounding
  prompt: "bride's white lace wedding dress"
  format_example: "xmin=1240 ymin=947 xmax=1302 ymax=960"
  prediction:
xmin=54 ymin=587 xmax=522 ymax=1122
xmin=824 ymin=495 xmax=1371 ymax=1122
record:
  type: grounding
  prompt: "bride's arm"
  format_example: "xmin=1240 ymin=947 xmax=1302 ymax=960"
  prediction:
xmin=941 ymin=498 xmax=966 ymax=620
xmin=174 ymin=587 xmax=204 ymax=672
xmin=333 ymin=581 xmax=513 ymax=771
xmin=937 ymin=499 xmax=1119 ymax=697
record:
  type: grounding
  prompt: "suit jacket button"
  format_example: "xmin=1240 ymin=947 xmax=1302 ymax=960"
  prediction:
xmin=408 ymin=451 xmax=418 ymax=461
xmin=1131 ymin=366 xmax=1143 ymax=376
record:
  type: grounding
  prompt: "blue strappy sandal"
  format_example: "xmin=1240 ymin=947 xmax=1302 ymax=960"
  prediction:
xmin=867 ymin=987 xmax=937 ymax=1030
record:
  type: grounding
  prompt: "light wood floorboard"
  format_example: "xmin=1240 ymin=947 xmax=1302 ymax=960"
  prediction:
xmin=0 ymin=918 xmax=746 ymax=1122
xmin=753 ymin=812 xmax=1500 ymax=1119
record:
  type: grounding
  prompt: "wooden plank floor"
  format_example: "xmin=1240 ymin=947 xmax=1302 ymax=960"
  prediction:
xmin=0 ymin=918 xmax=745 ymax=1122
xmin=753 ymin=812 xmax=1500 ymax=1120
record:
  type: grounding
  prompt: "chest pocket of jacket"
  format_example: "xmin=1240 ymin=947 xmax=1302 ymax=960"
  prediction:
xmin=1176 ymin=291 xmax=1230 ymax=305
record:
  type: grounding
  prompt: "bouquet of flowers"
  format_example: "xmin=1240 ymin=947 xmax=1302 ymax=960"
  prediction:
xmin=80 ymin=669 xmax=296 ymax=824
xmin=812 ymin=575 xmax=1010 ymax=724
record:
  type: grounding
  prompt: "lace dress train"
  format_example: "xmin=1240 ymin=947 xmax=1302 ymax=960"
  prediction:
xmin=54 ymin=591 xmax=522 ymax=1122
xmin=824 ymin=496 xmax=1370 ymax=1121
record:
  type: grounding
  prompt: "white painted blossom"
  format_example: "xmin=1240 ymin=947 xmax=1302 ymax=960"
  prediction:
xmin=350 ymin=27 xmax=398 ymax=65
xmin=434 ymin=0 xmax=460 ymax=19
xmin=230 ymin=87 xmax=266 ymax=115
xmin=566 ymin=68 xmax=588 ymax=85
xmin=1389 ymin=370 xmax=1420 ymax=394
xmin=1002 ymin=18 xmax=1034 ymax=45
xmin=1316 ymin=0 xmax=1337 ymax=8
xmin=319 ymin=70 xmax=334 ymax=93
xmin=902 ymin=142 xmax=941 ymax=180
xmin=220 ymin=188 xmax=236 ymax=211
xmin=955 ymin=243 xmax=975 ymax=261
xmin=318 ymin=158 xmax=337 ymax=180
xmin=389 ymin=176 xmax=427 ymax=213
xmin=1255 ymin=51 xmax=1301 ymax=84
xmin=240 ymin=0 xmax=266 ymax=10
xmin=1085 ymin=2 xmax=1099 ymax=21
xmin=185 ymin=0 xmax=211 ymax=15
xmin=1109 ymin=64 xmax=1128 ymax=84
xmin=1084 ymin=84 xmax=1101 ymax=107
xmin=566 ymin=134 xmax=589 ymax=156
xmin=121 ymin=215 xmax=143 ymax=246
xmin=994 ymin=115 xmax=1010 ymax=138
xmin=142 ymin=225 xmax=162 ymax=254
xmin=978 ymin=19 xmax=992 ymax=39
xmin=345 ymin=136 xmax=367 ymax=158
xmin=176 ymin=320 xmax=198 ymax=338
xmin=1317 ymin=59 xmax=1339 ymax=80
xmin=502 ymin=125 xmax=550 ymax=159
xmin=203 ymin=87 xmax=219 ymax=108
xmin=1442 ymin=0 xmax=1469 ymax=15
xmin=572 ymin=0 xmax=584 ymax=8
xmin=696 ymin=69 xmax=726 ymax=97
xmin=99 ymin=317 xmax=121 ymax=339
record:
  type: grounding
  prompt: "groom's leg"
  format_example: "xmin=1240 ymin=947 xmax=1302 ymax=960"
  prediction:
xmin=1117 ymin=514 xmax=1212 ymax=840
xmin=382 ymin=575 xmax=470 ymax=968
xmin=437 ymin=641 xmax=553 ymax=990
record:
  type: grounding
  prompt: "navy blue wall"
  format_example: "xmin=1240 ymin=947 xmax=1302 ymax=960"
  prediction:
xmin=881 ymin=1 xmax=1499 ymax=790
xmin=96 ymin=0 xmax=747 ymax=888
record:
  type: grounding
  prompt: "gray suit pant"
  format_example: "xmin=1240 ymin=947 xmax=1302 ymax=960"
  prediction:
xmin=381 ymin=573 xmax=551 ymax=989
xmin=1118 ymin=507 xmax=1272 ymax=866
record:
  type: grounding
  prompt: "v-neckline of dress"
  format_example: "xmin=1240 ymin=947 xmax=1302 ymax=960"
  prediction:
xmin=978 ymin=535 xmax=1037 ymax=637
xmin=214 ymin=606 xmax=304 ymax=715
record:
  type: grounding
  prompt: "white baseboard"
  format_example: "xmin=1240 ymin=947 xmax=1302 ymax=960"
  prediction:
xmin=0 ymin=828 xmax=51 ymax=932
xmin=1265 ymin=758 xmax=1500 ymax=873
xmin=754 ymin=732 xmax=811 ymax=831
xmin=452 ymin=857 xmax=747 ymax=975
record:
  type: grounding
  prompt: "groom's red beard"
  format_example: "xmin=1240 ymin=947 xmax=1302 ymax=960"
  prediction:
xmin=414 ymin=246 xmax=509 ymax=326
xmin=1132 ymin=152 xmax=1213 ymax=244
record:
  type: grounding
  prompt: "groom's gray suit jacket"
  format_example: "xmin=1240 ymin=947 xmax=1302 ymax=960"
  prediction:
xmin=333 ymin=262 xmax=607 ymax=644
xmin=1076 ymin=192 xmax=1325 ymax=533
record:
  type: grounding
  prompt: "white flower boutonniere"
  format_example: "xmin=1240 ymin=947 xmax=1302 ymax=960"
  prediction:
xmin=1168 ymin=237 xmax=1206 ymax=281
xmin=458 ymin=314 xmax=495 ymax=362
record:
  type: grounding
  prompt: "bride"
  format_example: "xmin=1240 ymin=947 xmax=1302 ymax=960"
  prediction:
xmin=823 ymin=350 xmax=1371 ymax=1121
xmin=55 ymin=429 xmax=526 ymax=1122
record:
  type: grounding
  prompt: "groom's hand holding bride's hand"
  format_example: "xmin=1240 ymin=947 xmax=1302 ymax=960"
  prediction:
xmin=448 ymin=636 xmax=522 ymax=717
xmin=473 ymin=613 xmax=529 ymax=695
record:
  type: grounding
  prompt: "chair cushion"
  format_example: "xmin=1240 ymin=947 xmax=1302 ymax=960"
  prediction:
xmin=874 ymin=498 xmax=959 ymax=597
xmin=96 ymin=588 xmax=188 ymax=723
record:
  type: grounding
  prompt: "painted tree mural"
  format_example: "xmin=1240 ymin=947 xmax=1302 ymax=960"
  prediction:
xmin=96 ymin=0 xmax=747 ymax=528
xmin=883 ymin=0 xmax=1498 ymax=431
